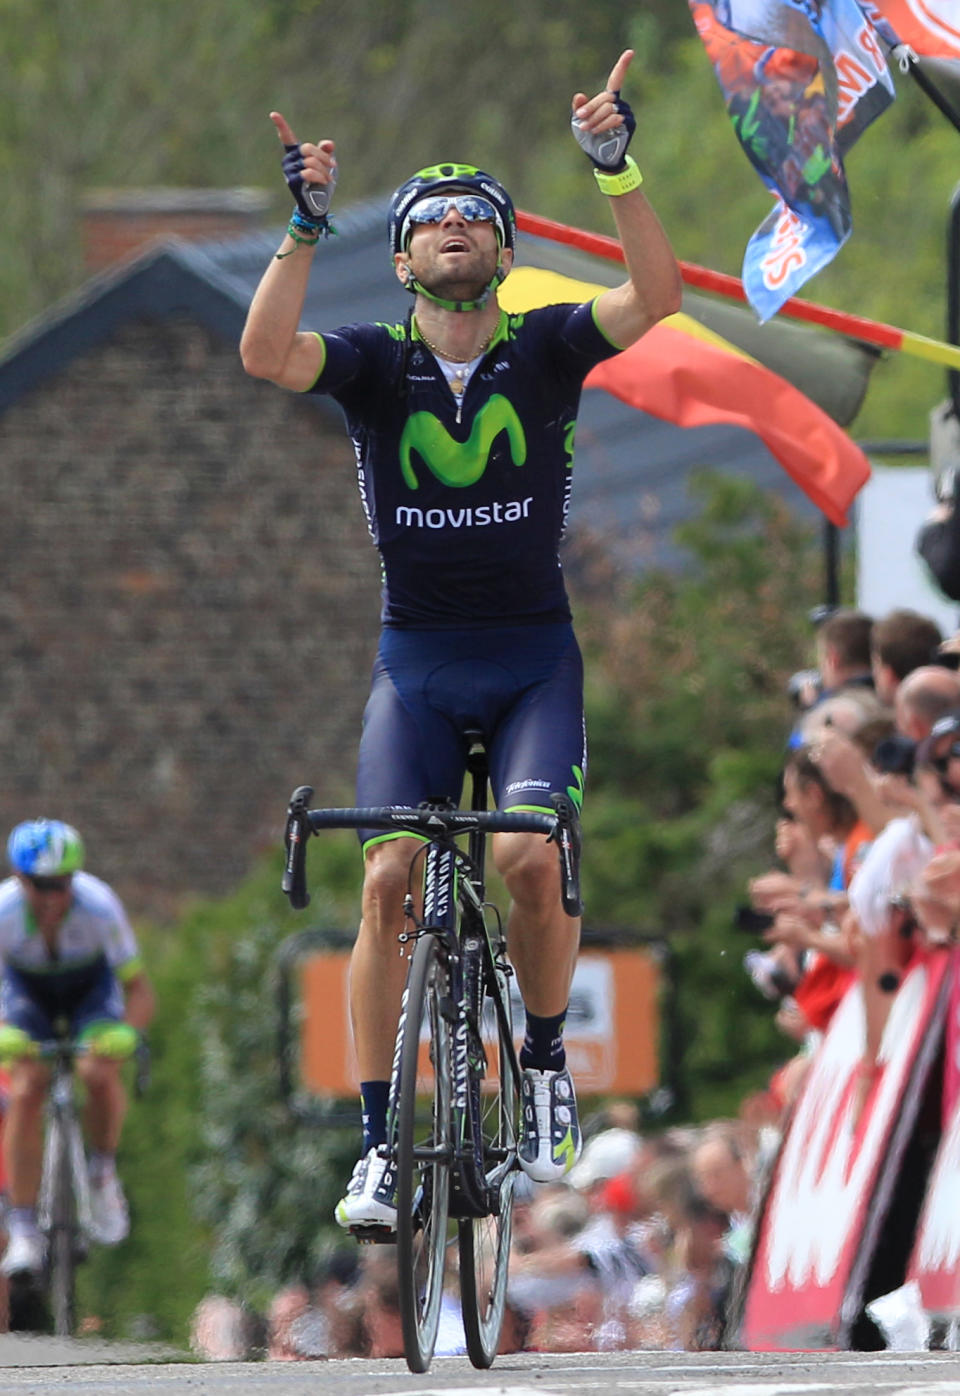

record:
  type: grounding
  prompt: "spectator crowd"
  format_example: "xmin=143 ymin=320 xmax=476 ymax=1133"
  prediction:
xmin=191 ymin=602 xmax=960 ymax=1361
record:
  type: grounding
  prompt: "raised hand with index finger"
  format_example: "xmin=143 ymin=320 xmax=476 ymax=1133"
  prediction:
xmin=571 ymin=49 xmax=637 ymax=173
xmin=270 ymin=111 xmax=338 ymax=225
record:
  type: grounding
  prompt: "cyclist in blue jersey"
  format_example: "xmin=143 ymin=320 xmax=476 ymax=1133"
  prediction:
xmin=242 ymin=50 xmax=681 ymax=1229
xmin=0 ymin=820 xmax=155 ymax=1278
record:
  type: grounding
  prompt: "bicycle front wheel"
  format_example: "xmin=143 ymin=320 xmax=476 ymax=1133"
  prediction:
xmin=44 ymin=1118 xmax=77 ymax=1338
xmin=395 ymin=932 xmax=454 ymax=1373
xmin=459 ymin=956 xmax=519 ymax=1368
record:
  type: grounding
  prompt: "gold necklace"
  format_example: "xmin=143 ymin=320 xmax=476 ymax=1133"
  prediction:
xmin=415 ymin=318 xmax=497 ymax=396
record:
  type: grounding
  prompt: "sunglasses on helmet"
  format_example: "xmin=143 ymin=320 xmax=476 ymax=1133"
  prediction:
xmin=401 ymin=195 xmax=501 ymax=249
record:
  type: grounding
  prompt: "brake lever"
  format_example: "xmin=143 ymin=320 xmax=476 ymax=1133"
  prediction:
xmin=549 ymin=792 xmax=583 ymax=918
xmin=282 ymin=785 xmax=315 ymax=911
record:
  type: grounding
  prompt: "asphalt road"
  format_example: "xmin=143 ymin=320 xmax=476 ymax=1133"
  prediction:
xmin=1 ymin=1347 xmax=960 ymax=1396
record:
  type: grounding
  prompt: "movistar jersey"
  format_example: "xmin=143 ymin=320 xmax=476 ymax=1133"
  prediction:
xmin=307 ymin=301 xmax=620 ymax=627
xmin=0 ymin=872 xmax=141 ymax=978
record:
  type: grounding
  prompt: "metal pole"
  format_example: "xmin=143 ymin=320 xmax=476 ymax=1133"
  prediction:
xmin=949 ymin=183 xmax=960 ymax=418
xmin=824 ymin=520 xmax=840 ymax=610
xmin=907 ymin=60 xmax=960 ymax=134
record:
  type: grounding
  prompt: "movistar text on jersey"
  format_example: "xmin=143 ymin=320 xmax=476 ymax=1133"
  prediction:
xmin=396 ymin=497 xmax=534 ymax=529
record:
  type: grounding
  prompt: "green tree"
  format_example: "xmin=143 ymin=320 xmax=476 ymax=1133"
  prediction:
xmin=571 ymin=471 xmax=826 ymax=1117
xmin=188 ymin=913 xmax=358 ymax=1313
xmin=2 ymin=0 xmax=956 ymax=454
xmin=78 ymin=835 xmax=362 ymax=1341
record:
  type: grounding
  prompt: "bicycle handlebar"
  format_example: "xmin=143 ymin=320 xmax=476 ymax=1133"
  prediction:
xmin=282 ymin=788 xmax=583 ymax=917
xmin=19 ymin=1033 xmax=151 ymax=1095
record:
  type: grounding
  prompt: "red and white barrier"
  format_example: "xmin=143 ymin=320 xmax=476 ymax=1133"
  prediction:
xmin=742 ymin=947 xmax=951 ymax=1350
xmin=909 ymin=945 xmax=960 ymax=1319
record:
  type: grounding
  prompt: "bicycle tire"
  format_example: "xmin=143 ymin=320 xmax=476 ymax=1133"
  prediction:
xmin=395 ymin=931 xmax=454 ymax=1373
xmin=458 ymin=950 xmax=519 ymax=1368
xmin=46 ymin=1118 xmax=77 ymax=1338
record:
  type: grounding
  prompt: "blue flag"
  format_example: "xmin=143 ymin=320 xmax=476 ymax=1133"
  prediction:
xmin=691 ymin=1 xmax=896 ymax=320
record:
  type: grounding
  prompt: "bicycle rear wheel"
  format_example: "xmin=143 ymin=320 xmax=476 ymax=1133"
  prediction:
xmin=459 ymin=953 xmax=519 ymax=1368
xmin=44 ymin=1118 xmax=77 ymax=1338
xmin=395 ymin=932 xmax=454 ymax=1373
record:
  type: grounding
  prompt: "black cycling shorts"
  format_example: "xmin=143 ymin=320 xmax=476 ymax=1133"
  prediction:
xmin=0 ymin=954 xmax=124 ymax=1041
xmin=356 ymin=622 xmax=586 ymax=850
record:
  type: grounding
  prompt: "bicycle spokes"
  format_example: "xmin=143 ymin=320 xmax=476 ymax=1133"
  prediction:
xmin=459 ymin=958 xmax=518 ymax=1368
xmin=395 ymin=935 xmax=454 ymax=1372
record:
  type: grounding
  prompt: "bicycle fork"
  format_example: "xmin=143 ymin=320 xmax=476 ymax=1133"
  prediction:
xmin=37 ymin=1079 xmax=93 ymax=1246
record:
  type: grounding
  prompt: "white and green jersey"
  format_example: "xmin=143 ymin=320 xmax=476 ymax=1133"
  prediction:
xmin=0 ymin=871 xmax=142 ymax=979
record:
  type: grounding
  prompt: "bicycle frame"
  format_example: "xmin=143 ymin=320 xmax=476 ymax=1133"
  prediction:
xmin=282 ymin=761 xmax=582 ymax=1371
xmin=24 ymin=1032 xmax=148 ymax=1337
xmin=398 ymin=827 xmax=513 ymax=1219
xmin=29 ymin=1039 xmax=94 ymax=1338
xmin=283 ymin=781 xmax=579 ymax=1185
xmin=282 ymin=779 xmax=581 ymax=1129
xmin=36 ymin=1043 xmax=94 ymax=1245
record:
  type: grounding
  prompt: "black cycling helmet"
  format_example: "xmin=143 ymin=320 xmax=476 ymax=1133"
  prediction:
xmin=388 ymin=164 xmax=515 ymax=313
xmin=388 ymin=163 xmax=517 ymax=259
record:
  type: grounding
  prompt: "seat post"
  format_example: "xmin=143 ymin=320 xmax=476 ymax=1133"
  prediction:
xmin=464 ymin=730 xmax=489 ymax=814
xmin=464 ymin=730 xmax=488 ymax=878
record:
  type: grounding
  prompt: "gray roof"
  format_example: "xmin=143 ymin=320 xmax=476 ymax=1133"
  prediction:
xmin=0 ymin=194 xmax=880 ymax=569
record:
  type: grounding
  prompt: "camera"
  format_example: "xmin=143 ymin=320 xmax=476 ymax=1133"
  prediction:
xmin=934 ymin=463 xmax=957 ymax=505
xmin=872 ymin=734 xmax=917 ymax=777
xmin=807 ymin=604 xmax=836 ymax=628
xmin=734 ymin=905 xmax=776 ymax=934
xmin=786 ymin=669 xmax=822 ymax=711
xmin=889 ymin=893 xmax=919 ymax=937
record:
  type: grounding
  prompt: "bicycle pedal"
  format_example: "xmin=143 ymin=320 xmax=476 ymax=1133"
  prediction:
xmin=349 ymin=1224 xmax=397 ymax=1245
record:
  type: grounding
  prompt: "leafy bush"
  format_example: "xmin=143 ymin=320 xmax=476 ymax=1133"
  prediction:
xmin=78 ymin=835 xmax=363 ymax=1341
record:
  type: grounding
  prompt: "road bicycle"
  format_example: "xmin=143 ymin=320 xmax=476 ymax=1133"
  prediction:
xmin=11 ymin=1031 xmax=149 ymax=1337
xmin=282 ymin=734 xmax=581 ymax=1372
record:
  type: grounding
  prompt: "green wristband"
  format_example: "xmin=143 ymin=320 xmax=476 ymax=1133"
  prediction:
xmin=594 ymin=155 xmax=643 ymax=196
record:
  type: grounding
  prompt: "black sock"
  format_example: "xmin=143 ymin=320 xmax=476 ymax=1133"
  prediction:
xmin=519 ymin=1008 xmax=567 ymax=1072
xmin=360 ymin=1080 xmax=390 ymax=1152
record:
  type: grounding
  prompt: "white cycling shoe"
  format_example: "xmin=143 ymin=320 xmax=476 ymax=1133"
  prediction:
xmin=518 ymin=1066 xmax=582 ymax=1183
xmin=335 ymin=1147 xmax=397 ymax=1230
xmin=1 ymin=1231 xmax=45 ymax=1279
xmin=87 ymin=1171 xmax=130 ymax=1246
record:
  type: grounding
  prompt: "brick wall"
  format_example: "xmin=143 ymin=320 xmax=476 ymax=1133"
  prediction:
xmin=0 ymin=316 xmax=381 ymax=919
xmin=81 ymin=189 xmax=272 ymax=271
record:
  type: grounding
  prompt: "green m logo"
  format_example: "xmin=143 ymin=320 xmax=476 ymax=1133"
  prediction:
xmin=400 ymin=394 xmax=526 ymax=490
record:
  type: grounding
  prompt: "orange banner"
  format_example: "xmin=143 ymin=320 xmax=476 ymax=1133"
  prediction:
xmin=299 ymin=948 xmax=660 ymax=1099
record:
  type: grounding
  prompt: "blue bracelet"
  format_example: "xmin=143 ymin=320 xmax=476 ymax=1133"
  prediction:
xmin=291 ymin=208 xmax=336 ymax=239
xmin=275 ymin=210 xmax=338 ymax=259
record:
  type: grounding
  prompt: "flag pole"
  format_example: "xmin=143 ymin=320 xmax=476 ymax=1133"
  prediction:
xmin=516 ymin=209 xmax=960 ymax=372
xmin=949 ymin=185 xmax=960 ymax=418
xmin=899 ymin=51 xmax=960 ymax=137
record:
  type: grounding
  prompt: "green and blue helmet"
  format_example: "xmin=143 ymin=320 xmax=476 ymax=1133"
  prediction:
xmin=7 ymin=819 xmax=85 ymax=877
